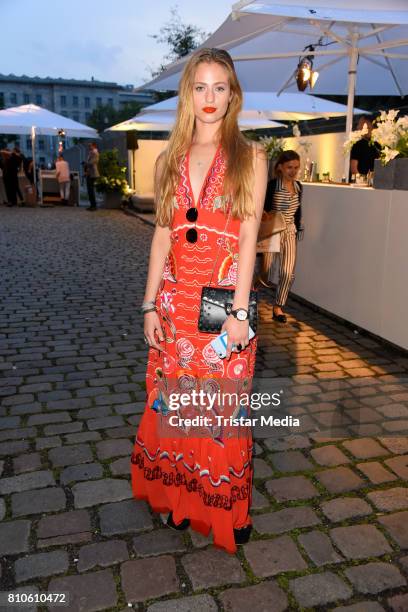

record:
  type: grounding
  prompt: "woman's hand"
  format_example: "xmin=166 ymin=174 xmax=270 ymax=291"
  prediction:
xmin=221 ymin=315 xmax=249 ymax=360
xmin=144 ymin=311 xmax=165 ymax=351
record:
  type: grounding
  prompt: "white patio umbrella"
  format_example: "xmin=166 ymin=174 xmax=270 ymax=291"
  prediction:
xmin=137 ymin=91 xmax=366 ymax=122
xmin=107 ymin=110 xmax=284 ymax=132
xmin=144 ymin=1 xmax=408 ymax=177
xmin=0 ymin=104 xmax=98 ymax=186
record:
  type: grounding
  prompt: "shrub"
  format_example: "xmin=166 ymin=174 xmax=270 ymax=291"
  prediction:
xmin=95 ymin=149 xmax=129 ymax=195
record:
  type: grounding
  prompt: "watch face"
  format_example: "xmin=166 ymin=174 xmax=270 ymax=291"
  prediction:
xmin=237 ymin=309 xmax=248 ymax=321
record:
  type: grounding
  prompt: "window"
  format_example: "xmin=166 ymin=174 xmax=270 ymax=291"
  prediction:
xmin=10 ymin=92 xmax=17 ymax=104
xmin=61 ymin=111 xmax=68 ymax=117
xmin=0 ymin=92 xmax=4 ymax=107
xmin=73 ymin=112 xmax=80 ymax=122
xmin=84 ymin=96 xmax=90 ymax=108
xmin=107 ymin=97 xmax=114 ymax=106
xmin=23 ymin=93 xmax=30 ymax=104
xmin=73 ymin=95 xmax=78 ymax=107
xmin=38 ymin=139 xmax=45 ymax=151
xmin=60 ymin=95 xmax=66 ymax=106
xmin=85 ymin=112 xmax=91 ymax=121
xmin=26 ymin=137 xmax=32 ymax=148
xmin=96 ymin=97 xmax=102 ymax=106
xmin=36 ymin=94 xmax=42 ymax=105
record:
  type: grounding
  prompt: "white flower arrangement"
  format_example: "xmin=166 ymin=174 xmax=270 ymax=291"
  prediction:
xmin=371 ymin=109 xmax=408 ymax=165
xmin=260 ymin=135 xmax=286 ymax=160
xmin=343 ymin=122 xmax=369 ymax=153
xmin=292 ymin=123 xmax=301 ymax=138
xmin=292 ymin=122 xmax=312 ymax=155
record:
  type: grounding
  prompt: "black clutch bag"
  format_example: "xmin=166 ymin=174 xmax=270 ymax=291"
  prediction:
xmin=198 ymin=286 xmax=258 ymax=333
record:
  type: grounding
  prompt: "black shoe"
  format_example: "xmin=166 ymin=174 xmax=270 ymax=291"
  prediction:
xmin=86 ymin=206 xmax=97 ymax=211
xmin=234 ymin=525 xmax=252 ymax=545
xmin=166 ymin=512 xmax=190 ymax=531
xmin=273 ymin=308 xmax=287 ymax=323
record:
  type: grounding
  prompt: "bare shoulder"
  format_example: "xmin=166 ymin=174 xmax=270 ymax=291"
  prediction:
xmin=251 ymin=140 xmax=267 ymax=161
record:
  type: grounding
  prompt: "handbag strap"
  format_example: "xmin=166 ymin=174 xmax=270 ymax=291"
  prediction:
xmin=207 ymin=203 xmax=232 ymax=287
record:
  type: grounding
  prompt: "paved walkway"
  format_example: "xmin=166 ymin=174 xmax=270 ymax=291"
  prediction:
xmin=0 ymin=206 xmax=407 ymax=612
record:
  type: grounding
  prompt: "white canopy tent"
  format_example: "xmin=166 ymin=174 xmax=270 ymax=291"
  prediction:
xmin=107 ymin=109 xmax=283 ymax=132
xmin=137 ymin=91 xmax=366 ymax=122
xmin=0 ymin=104 xmax=98 ymax=186
xmin=144 ymin=1 xmax=408 ymax=177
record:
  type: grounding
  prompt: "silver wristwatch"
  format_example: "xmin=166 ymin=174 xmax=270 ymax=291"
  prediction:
xmin=230 ymin=308 xmax=248 ymax=321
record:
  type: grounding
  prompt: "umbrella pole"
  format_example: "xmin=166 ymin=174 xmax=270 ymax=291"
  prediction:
xmin=344 ymin=33 xmax=359 ymax=181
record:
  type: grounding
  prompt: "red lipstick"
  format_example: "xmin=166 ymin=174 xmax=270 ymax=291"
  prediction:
xmin=203 ymin=107 xmax=216 ymax=113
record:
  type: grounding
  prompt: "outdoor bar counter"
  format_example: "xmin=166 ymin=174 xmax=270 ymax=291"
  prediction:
xmin=291 ymin=183 xmax=408 ymax=350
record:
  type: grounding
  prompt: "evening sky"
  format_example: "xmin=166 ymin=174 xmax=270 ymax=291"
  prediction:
xmin=0 ymin=0 xmax=232 ymax=86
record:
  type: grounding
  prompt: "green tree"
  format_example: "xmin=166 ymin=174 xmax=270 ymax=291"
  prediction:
xmin=86 ymin=101 xmax=145 ymax=132
xmin=149 ymin=6 xmax=208 ymax=77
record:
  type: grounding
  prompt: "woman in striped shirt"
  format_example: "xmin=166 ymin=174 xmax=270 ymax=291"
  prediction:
xmin=260 ymin=150 xmax=303 ymax=323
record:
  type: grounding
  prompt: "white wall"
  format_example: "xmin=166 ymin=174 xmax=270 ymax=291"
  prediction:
xmin=285 ymin=132 xmax=346 ymax=183
xmin=292 ymin=184 xmax=408 ymax=350
xmin=381 ymin=190 xmax=408 ymax=348
xmin=133 ymin=140 xmax=167 ymax=196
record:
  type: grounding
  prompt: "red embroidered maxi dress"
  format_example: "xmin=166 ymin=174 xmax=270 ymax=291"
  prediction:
xmin=131 ymin=145 xmax=257 ymax=553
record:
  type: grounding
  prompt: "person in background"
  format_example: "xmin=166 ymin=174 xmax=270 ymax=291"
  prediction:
xmin=2 ymin=146 xmax=22 ymax=207
xmin=350 ymin=116 xmax=381 ymax=177
xmin=55 ymin=154 xmax=71 ymax=205
xmin=261 ymin=150 xmax=303 ymax=323
xmin=0 ymin=148 xmax=11 ymax=204
xmin=85 ymin=142 xmax=99 ymax=211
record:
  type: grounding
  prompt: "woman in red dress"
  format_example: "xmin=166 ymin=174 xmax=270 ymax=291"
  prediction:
xmin=131 ymin=48 xmax=267 ymax=554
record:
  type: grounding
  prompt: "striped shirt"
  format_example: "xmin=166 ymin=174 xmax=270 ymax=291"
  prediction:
xmin=270 ymin=177 xmax=301 ymax=225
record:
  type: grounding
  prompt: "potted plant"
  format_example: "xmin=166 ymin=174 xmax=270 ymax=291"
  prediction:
xmin=371 ymin=110 xmax=408 ymax=190
xmin=95 ymin=149 xmax=130 ymax=208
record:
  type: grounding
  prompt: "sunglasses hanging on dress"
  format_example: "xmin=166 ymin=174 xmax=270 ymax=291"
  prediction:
xmin=186 ymin=149 xmax=217 ymax=243
xmin=186 ymin=207 xmax=198 ymax=243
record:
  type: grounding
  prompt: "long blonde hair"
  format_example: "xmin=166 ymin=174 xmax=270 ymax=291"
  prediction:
xmin=155 ymin=48 xmax=255 ymax=226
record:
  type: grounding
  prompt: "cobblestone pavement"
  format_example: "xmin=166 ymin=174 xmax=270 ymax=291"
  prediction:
xmin=0 ymin=206 xmax=407 ymax=612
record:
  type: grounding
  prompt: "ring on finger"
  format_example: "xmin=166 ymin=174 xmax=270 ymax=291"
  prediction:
xmin=144 ymin=335 xmax=149 ymax=345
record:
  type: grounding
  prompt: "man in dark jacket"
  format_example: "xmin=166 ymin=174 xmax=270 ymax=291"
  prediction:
xmin=350 ymin=116 xmax=380 ymax=177
xmin=85 ymin=142 xmax=100 ymax=211
xmin=3 ymin=146 xmax=22 ymax=207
